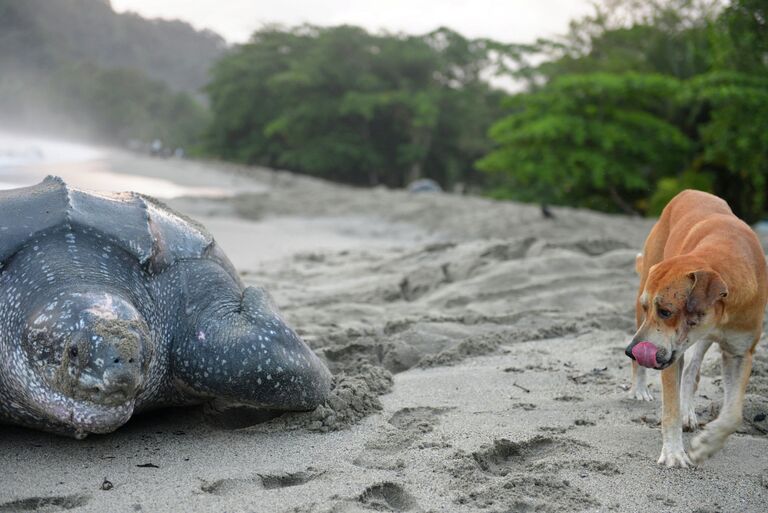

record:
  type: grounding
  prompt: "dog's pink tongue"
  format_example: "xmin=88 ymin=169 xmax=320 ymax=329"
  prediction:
xmin=632 ymin=342 xmax=658 ymax=368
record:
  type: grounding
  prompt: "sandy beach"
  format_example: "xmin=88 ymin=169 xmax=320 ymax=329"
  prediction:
xmin=1 ymin=148 xmax=767 ymax=513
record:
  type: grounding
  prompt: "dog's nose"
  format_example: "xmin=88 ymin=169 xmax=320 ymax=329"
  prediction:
xmin=625 ymin=342 xmax=637 ymax=360
xmin=655 ymin=346 xmax=670 ymax=366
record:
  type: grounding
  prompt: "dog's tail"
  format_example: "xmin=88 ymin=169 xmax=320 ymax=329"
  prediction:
xmin=635 ymin=253 xmax=643 ymax=275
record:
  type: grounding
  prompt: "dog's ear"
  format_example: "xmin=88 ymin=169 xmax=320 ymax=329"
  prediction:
xmin=686 ymin=270 xmax=728 ymax=313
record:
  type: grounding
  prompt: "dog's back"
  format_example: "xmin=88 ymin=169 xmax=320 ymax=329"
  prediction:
xmin=640 ymin=190 xmax=731 ymax=273
xmin=638 ymin=190 xmax=766 ymax=309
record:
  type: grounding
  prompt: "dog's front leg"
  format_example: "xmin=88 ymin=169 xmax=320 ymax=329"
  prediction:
xmin=690 ymin=346 xmax=754 ymax=464
xmin=630 ymin=360 xmax=653 ymax=400
xmin=658 ymin=358 xmax=693 ymax=467
xmin=681 ymin=339 xmax=714 ymax=430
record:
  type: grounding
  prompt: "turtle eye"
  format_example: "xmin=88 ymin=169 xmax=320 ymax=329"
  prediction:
xmin=657 ymin=307 xmax=672 ymax=320
xmin=69 ymin=346 xmax=79 ymax=359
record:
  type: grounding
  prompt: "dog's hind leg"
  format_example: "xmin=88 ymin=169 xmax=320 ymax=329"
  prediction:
xmin=630 ymin=360 xmax=653 ymax=401
xmin=690 ymin=342 xmax=755 ymax=464
xmin=681 ymin=339 xmax=714 ymax=431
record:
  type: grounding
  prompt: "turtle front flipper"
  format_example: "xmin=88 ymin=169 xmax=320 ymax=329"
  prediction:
xmin=167 ymin=263 xmax=332 ymax=411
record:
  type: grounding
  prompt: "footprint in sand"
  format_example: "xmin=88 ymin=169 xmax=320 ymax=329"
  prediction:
xmin=387 ymin=406 xmax=453 ymax=435
xmin=199 ymin=470 xmax=320 ymax=496
xmin=471 ymin=436 xmax=590 ymax=476
xmin=0 ymin=494 xmax=90 ymax=512
xmin=357 ymin=482 xmax=422 ymax=512
xmin=456 ymin=474 xmax=599 ymax=513
xmin=448 ymin=436 xmax=601 ymax=512
xmin=354 ymin=407 xmax=453 ymax=470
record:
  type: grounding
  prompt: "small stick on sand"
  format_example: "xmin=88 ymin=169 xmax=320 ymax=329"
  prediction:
xmin=512 ymin=382 xmax=530 ymax=394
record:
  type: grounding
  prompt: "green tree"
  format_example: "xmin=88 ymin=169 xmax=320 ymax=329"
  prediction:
xmin=680 ymin=72 xmax=768 ymax=221
xmin=481 ymin=0 xmax=768 ymax=220
xmin=205 ymin=25 xmax=508 ymax=189
xmin=478 ymin=73 xmax=690 ymax=213
xmin=677 ymin=0 xmax=768 ymax=221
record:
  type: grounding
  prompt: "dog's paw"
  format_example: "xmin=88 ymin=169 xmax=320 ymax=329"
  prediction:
xmin=657 ymin=445 xmax=694 ymax=468
xmin=630 ymin=385 xmax=653 ymax=401
xmin=682 ymin=405 xmax=698 ymax=431
xmin=689 ymin=426 xmax=726 ymax=464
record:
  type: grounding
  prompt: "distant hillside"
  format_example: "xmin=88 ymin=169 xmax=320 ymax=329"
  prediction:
xmin=0 ymin=0 xmax=224 ymax=145
xmin=0 ymin=0 xmax=226 ymax=94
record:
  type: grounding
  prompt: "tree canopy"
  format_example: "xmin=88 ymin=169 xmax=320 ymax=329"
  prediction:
xmin=205 ymin=25 xmax=510 ymax=188
xmin=478 ymin=73 xmax=691 ymax=213
xmin=481 ymin=0 xmax=768 ymax=221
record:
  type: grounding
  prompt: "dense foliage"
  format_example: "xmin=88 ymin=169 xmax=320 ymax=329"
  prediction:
xmin=481 ymin=0 xmax=768 ymax=220
xmin=4 ymin=0 xmax=766 ymax=220
xmin=205 ymin=26 xmax=513 ymax=188
xmin=0 ymin=0 xmax=218 ymax=146
xmin=477 ymin=73 xmax=690 ymax=213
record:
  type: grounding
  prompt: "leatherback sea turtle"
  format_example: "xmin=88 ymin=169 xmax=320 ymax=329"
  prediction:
xmin=0 ymin=176 xmax=331 ymax=438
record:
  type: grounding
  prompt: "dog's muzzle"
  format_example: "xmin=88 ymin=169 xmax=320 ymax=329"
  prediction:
xmin=625 ymin=341 xmax=674 ymax=369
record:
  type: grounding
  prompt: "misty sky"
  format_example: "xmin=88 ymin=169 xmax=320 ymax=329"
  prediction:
xmin=110 ymin=0 xmax=596 ymax=44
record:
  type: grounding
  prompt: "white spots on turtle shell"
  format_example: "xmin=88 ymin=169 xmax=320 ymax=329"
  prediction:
xmin=0 ymin=226 xmax=327 ymax=434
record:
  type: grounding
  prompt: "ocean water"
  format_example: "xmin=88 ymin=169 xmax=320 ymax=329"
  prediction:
xmin=0 ymin=131 xmax=233 ymax=198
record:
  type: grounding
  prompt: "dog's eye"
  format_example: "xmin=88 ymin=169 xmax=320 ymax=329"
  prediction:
xmin=657 ymin=307 xmax=672 ymax=319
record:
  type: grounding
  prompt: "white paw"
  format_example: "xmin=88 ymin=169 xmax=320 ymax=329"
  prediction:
xmin=657 ymin=445 xmax=694 ymax=468
xmin=689 ymin=427 xmax=726 ymax=464
xmin=630 ymin=385 xmax=654 ymax=401
xmin=682 ymin=405 xmax=698 ymax=431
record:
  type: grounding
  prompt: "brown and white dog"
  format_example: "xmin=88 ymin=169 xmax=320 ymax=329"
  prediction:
xmin=625 ymin=189 xmax=767 ymax=467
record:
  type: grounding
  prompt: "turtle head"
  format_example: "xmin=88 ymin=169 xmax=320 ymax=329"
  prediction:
xmin=22 ymin=291 xmax=151 ymax=436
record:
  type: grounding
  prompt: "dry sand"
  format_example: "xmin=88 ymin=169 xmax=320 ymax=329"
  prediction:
xmin=1 ymin=151 xmax=767 ymax=513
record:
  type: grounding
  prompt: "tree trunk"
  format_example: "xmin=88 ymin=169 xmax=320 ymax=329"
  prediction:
xmin=608 ymin=186 xmax=640 ymax=217
xmin=368 ymin=169 xmax=379 ymax=186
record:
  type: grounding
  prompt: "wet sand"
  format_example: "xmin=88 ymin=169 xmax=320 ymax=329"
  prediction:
xmin=1 ymin=151 xmax=767 ymax=513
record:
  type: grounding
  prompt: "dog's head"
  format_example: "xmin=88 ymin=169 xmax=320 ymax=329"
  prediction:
xmin=625 ymin=258 xmax=728 ymax=369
